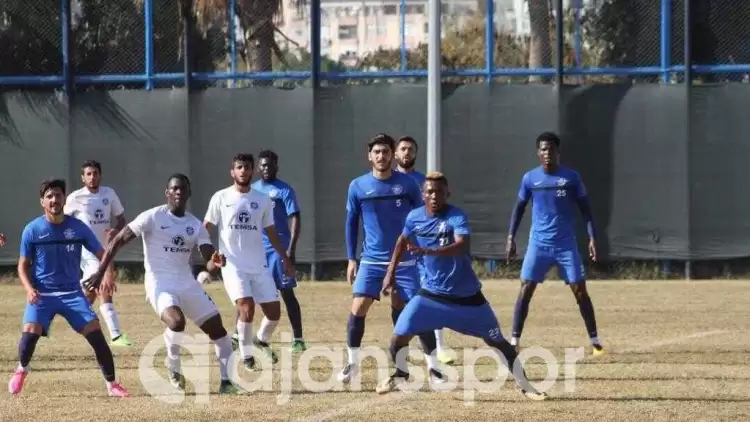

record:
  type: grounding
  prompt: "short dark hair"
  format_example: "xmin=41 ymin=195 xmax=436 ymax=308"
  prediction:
xmin=367 ymin=133 xmax=395 ymax=152
xmin=258 ymin=149 xmax=278 ymax=163
xmin=397 ymin=136 xmax=418 ymax=150
xmin=425 ymin=171 xmax=448 ymax=185
xmin=80 ymin=160 xmax=102 ymax=174
xmin=167 ymin=173 xmax=191 ymax=189
xmin=40 ymin=179 xmax=66 ymax=198
xmin=232 ymin=153 xmax=254 ymax=167
xmin=536 ymin=132 xmax=561 ymax=148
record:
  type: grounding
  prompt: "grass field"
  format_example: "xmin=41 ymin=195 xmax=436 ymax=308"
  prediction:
xmin=0 ymin=279 xmax=748 ymax=421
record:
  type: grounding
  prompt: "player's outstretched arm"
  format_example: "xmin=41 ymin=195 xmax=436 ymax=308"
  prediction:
xmin=93 ymin=226 xmax=138 ymax=283
xmin=421 ymin=234 xmax=470 ymax=257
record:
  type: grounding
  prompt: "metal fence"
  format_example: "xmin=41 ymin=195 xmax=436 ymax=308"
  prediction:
xmin=2 ymin=0 xmax=750 ymax=88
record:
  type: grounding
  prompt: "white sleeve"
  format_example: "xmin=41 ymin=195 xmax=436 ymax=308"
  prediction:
xmin=204 ymin=193 xmax=221 ymax=226
xmin=262 ymin=197 xmax=275 ymax=229
xmin=127 ymin=209 xmax=153 ymax=237
xmin=197 ymin=223 xmax=212 ymax=247
xmin=109 ymin=189 xmax=125 ymax=217
xmin=64 ymin=194 xmax=77 ymax=216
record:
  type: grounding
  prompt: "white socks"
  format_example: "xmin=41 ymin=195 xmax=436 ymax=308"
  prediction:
xmin=100 ymin=303 xmax=121 ymax=339
xmin=237 ymin=320 xmax=253 ymax=359
xmin=256 ymin=317 xmax=279 ymax=343
xmin=434 ymin=329 xmax=446 ymax=353
xmin=347 ymin=347 xmax=360 ymax=366
xmin=163 ymin=329 xmax=181 ymax=373
xmin=213 ymin=335 xmax=233 ymax=381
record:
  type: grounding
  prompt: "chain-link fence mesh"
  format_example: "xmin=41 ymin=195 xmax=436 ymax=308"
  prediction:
xmin=0 ymin=1 xmax=62 ymax=76
xmin=694 ymin=0 xmax=750 ymax=83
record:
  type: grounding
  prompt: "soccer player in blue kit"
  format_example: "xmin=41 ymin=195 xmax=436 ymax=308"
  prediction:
xmin=376 ymin=172 xmax=547 ymax=400
xmin=393 ymin=135 xmax=454 ymax=365
xmin=251 ymin=149 xmax=306 ymax=352
xmin=8 ymin=179 xmax=129 ymax=397
xmin=506 ymin=132 xmax=604 ymax=355
xmin=339 ymin=133 xmax=440 ymax=384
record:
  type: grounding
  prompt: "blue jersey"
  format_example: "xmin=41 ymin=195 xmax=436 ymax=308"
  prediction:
xmin=518 ymin=165 xmax=588 ymax=247
xmin=251 ymin=179 xmax=300 ymax=251
xmin=402 ymin=205 xmax=481 ymax=298
xmin=398 ymin=169 xmax=426 ymax=189
xmin=346 ymin=171 xmax=423 ymax=263
xmin=19 ymin=215 xmax=103 ymax=294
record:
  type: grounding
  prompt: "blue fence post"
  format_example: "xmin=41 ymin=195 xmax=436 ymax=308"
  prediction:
xmin=228 ymin=0 xmax=238 ymax=87
xmin=485 ymin=0 xmax=494 ymax=83
xmin=660 ymin=0 xmax=671 ymax=83
xmin=61 ymin=0 xmax=73 ymax=95
xmin=574 ymin=0 xmax=582 ymax=67
xmin=311 ymin=0 xmax=321 ymax=87
xmin=400 ymin=0 xmax=407 ymax=71
xmin=144 ymin=0 xmax=154 ymax=90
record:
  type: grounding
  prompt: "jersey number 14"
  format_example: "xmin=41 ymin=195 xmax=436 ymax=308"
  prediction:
xmin=65 ymin=244 xmax=76 ymax=252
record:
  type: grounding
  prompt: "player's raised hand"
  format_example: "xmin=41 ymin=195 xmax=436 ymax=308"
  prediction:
xmin=346 ymin=260 xmax=358 ymax=285
xmin=207 ymin=251 xmax=226 ymax=274
xmin=25 ymin=288 xmax=39 ymax=305
xmin=588 ymin=238 xmax=598 ymax=262
xmin=506 ymin=235 xmax=516 ymax=262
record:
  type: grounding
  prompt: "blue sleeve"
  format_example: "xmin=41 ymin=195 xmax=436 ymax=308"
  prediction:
xmin=450 ymin=212 xmax=471 ymax=236
xmin=81 ymin=224 xmax=104 ymax=255
xmin=517 ymin=172 xmax=532 ymax=201
xmin=574 ymin=174 xmax=596 ymax=238
xmin=401 ymin=212 xmax=415 ymax=238
xmin=20 ymin=225 xmax=33 ymax=259
xmin=284 ymin=187 xmax=301 ymax=216
xmin=345 ymin=182 xmax=360 ymax=260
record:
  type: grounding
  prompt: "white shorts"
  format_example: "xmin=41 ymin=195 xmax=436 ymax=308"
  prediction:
xmin=145 ymin=282 xmax=220 ymax=326
xmin=221 ymin=264 xmax=279 ymax=304
xmin=80 ymin=256 xmax=101 ymax=282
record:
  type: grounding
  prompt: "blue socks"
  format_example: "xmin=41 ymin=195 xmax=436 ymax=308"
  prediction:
xmin=18 ymin=332 xmax=40 ymax=368
xmin=85 ymin=330 xmax=116 ymax=382
xmin=346 ymin=313 xmax=365 ymax=348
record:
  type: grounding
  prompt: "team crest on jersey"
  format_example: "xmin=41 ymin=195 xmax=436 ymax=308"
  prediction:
xmin=102 ymin=198 xmax=109 ymax=205
xmin=250 ymin=202 xmax=259 ymax=210
xmin=391 ymin=185 xmax=403 ymax=195
xmin=556 ymin=178 xmax=568 ymax=186
xmin=186 ymin=226 xmax=194 ymax=236
xmin=268 ymin=189 xmax=279 ymax=198
xmin=63 ymin=228 xmax=75 ymax=239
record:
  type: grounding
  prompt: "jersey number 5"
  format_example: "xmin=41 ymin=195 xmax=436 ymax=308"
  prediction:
xmin=395 ymin=199 xmax=402 ymax=207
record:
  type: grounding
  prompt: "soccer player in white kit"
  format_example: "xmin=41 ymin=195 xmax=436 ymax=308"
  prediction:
xmin=64 ymin=160 xmax=133 ymax=346
xmin=203 ymin=153 xmax=295 ymax=371
xmin=88 ymin=173 xmax=244 ymax=395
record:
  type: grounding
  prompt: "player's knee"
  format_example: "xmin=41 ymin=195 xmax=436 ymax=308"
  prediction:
xmin=22 ymin=323 xmax=43 ymax=335
xmin=519 ymin=282 xmax=537 ymax=299
xmin=236 ymin=299 xmax=254 ymax=322
xmin=351 ymin=296 xmax=373 ymax=317
xmin=261 ymin=302 xmax=282 ymax=320
xmin=161 ymin=307 xmax=187 ymax=332
xmin=79 ymin=320 xmax=102 ymax=336
xmin=280 ymin=287 xmax=296 ymax=303
xmin=569 ymin=282 xmax=588 ymax=300
xmin=199 ymin=314 xmax=228 ymax=341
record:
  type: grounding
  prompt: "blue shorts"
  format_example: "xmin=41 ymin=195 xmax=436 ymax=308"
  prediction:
xmin=353 ymin=262 xmax=420 ymax=302
xmin=520 ymin=243 xmax=586 ymax=284
xmin=266 ymin=250 xmax=297 ymax=290
xmin=22 ymin=291 xmax=98 ymax=336
xmin=393 ymin=294 xmax=505 ymax=341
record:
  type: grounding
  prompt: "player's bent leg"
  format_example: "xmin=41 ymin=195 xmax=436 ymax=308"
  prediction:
xmin=251 ymin=273 xmax=282 ymax=364
xmin=9 ymin=319 xmax=45 ymax=395
xmin=197 ymin=313 xmax=246 ymax=395
xmin=377 ymin=296 xmax=446 ymax=394
xmin=511 ymin=281 xmax=538 ymax=350
xmin=77 ymin=319 xmax=130 ymax=398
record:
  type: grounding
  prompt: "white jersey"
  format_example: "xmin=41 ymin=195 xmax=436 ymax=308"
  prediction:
xmin=128 ymin=205 xmax=211 ymax=291
xmin=65 ymin=186 xmax=124 ymax=260
xmin=204 ymin=187 xmax=275 ymax=274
